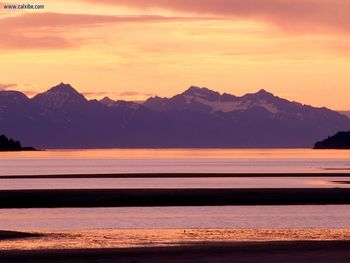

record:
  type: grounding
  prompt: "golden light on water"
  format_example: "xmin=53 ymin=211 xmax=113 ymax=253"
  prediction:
xmin=1 ymin=149 xmax=350 ymax=159
xmin=2 ymin=228 xmax=350 ymax=250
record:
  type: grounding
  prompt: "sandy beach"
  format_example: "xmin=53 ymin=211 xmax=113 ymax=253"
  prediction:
xmin=3 ymin=228 xmax=350 ymax=249
xmin=1 ymin=229 xmax=350 ymax=262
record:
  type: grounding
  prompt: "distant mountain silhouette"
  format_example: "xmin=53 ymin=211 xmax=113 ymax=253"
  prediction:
xmin=314 ymin=131 xmax=350 ymax=149
xmin=1 ymin=83 xmax=350 ymax=148
xmin=144 ymin=86 xmax=299 ymax=114
xmin=32 ymin=83 xmax=88 ymax=109
xmin=0 ymin=135 xmax=35 ymax=151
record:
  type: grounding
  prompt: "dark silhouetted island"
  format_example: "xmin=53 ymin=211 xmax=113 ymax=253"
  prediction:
xmin=0 ymin=135 xmax=36 ymax=151
xmin=314 ymin=131 xmax=350 ymax=149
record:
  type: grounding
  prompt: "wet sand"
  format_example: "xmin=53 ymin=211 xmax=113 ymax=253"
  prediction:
xmin=1 ymin=228 xmax=350 ymax=250
xmin=1 ymin=229 xmax=350 ymax=262
xmin=332 ymin=181 xmax=350 ymax=184
xmin=0 ymin=231 xmax=40 ymax=240
xmin=2 ymin=173 xmax=350 ymax=261
xmin=1 ymin=188 xmax=350 ymax=208
xmin=2 ymin=241 xmax=350 ymax=262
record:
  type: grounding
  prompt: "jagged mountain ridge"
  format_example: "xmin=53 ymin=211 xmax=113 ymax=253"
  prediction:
xmin=0 ymin=83 xmax=349 ymax=148
xmin=144 ymin=86 xmax=306 ymax=115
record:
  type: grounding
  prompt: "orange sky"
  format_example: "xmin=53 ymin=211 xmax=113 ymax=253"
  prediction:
xmin=0 ymin=0 xmax=350 ymax=110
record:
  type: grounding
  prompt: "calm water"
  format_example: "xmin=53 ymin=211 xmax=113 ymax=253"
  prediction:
xmin=0 ymin=149 xmax=349 ymax=241
xmin=1 ymin=206 xmax=350 ymax=231
xmin=1 ymin=148 xmax=349 ymax=189
xmin=0 ymin=149 xmax=349 ymax=175
xmin=1 ymin=149 xmax=349 ymax=246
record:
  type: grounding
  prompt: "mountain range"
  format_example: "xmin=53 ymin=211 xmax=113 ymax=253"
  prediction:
xmin=0 ymin=82 xmax=349 ymax=148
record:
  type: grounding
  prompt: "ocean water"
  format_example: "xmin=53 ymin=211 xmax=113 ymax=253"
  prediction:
xmin=0 ymin=148 xmax=349 ymax=189
xmin=1 ymin=206 xmax=350 ymax=231
xmin=1 ymin=149 xmax=349 ymax=240
xmin=0 ymin=148 xmax=349 ymax=176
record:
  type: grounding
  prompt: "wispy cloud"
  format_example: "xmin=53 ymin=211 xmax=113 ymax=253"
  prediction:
xmin=78 ymin=0 xmax=350 ymax=33
xmin=0 ymin=83 xmax=39 ymax=97
xmin=83 ymin=91 xmax=155 ymax=100
xmin=82 ymin=91 xmax=111 ymax=97
xmin=0 ymin=12 xmax=203 ymax=28
xmin=0 ymin=12 xmax=209 ymax=49
xmin=0 ymin=83 xmax=17 ymax=90
xmin=119 ymin=91 xmax=154 ymax=97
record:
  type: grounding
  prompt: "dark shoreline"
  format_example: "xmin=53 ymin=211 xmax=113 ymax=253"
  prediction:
xmin=0 ymin=147 xmax=38 ymax=152
xmin=0 ymin=230 xmax=41 ymax=240
xmin=2 ymin=188 xmax=350 ymax=208
xmin=1 ymin=172 xmax=350 ymax=179
xmin=332 ymin=181 xmax=350 ymax=184
xmin=2 ymin=241 xmax=350 ymax=262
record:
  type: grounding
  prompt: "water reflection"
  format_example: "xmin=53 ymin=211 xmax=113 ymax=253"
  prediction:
xmin=0 ymin=149 xmax=349 ymax=175
xmin=1 ymin=206 xmax=350 ymax=231
xmin=2 ymin=228 xmax=350 ymax=250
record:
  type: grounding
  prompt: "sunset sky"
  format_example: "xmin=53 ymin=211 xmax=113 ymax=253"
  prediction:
xmin=0 ymin=0 xmax=350 ymax=110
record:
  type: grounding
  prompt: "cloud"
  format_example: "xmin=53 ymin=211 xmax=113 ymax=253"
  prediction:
xmin=0 ymin=83 xmax=18 ymax=90
xmin=78 ymin=0 xmax=350 ymax=33
xmin=82 ymin=91 xmax=111 ymax=97
xmin=83 ymin=91 xmax=155 ymax=99
xmin=119 ymin=91 xmax=141 ymax=97
xmin=118 ymin=91 xmax=155 ymax=97
xmin=0 ymin=83 xmax=40 ymax=97
xmin=0 ymin=12 xmax=207 ymax=49
xmin=0 ymin=12 xmax=202 ymax=28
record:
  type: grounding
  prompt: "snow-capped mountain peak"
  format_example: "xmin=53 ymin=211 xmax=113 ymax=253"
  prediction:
xmin=32 ymin=83 xmax=87 ymax=109
xmin=143 ymin=86 xmax=283 ymax=114
xmin=182 ymin=86 xmax=221 ymax=101
xmin=180 ymin=87 xmax=280 ymax=113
